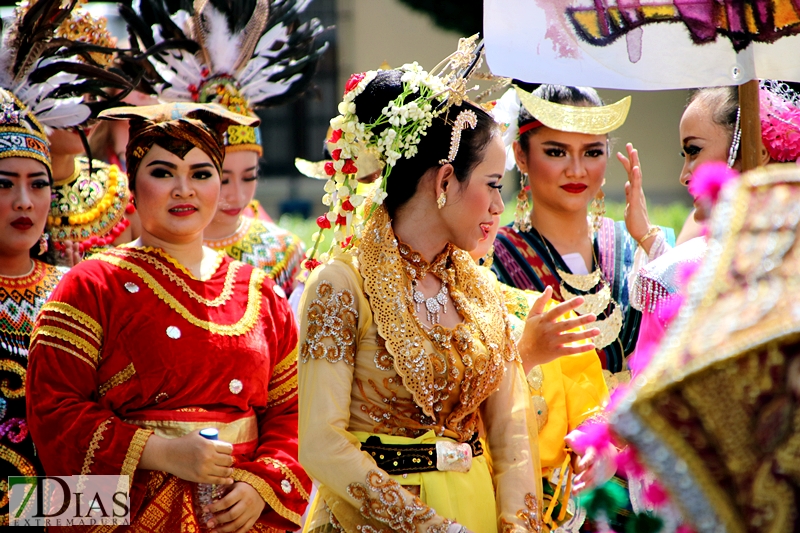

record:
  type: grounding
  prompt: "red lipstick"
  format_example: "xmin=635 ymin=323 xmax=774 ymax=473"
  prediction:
xmin=561 ymin=183 xmax=588 ymax=194
xmin=168 ymin=204 xmax=198 ymax=217
xmin=222 ymin=208 xmax=242 ymax=217
xmin=10 ymin=216 xmax=34 ymax=230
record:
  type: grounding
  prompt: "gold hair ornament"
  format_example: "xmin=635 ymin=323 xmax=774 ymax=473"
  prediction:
xmin=515 ymin=86 xmax=631 ymax=135
xmin=439 ymin=109 xmax=478 ymax=165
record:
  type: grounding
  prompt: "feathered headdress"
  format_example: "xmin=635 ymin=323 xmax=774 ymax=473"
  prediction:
xmin=0 ymin=0 xmax=132 ymax=132
xmin=122 ymin=0 xmax=328 ymax=155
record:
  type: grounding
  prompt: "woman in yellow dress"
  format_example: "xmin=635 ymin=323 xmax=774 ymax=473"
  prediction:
xmin=297 ymin=43 xmax=544 ymax=532
xmin=473 ymin=217 xmax=611 ymax=532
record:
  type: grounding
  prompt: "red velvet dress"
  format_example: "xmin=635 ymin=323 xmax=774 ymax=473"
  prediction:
xmin=26 ymin=246 xmax=309 ymax=532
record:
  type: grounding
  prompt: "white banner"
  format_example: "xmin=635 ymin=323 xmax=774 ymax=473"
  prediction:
xmin=485 ymin=0 xmax=800 ymax=90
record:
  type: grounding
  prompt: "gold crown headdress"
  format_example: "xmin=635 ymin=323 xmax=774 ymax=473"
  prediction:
xmin=302 ymin=35 xmax=487 ymax=271
xmin=515 ymin=86 xmax=631 ymax=135
xmin=124 ymin=0 xmax=329 ymax=156
xmin=54 ymin=0 xmax=116 ymax=67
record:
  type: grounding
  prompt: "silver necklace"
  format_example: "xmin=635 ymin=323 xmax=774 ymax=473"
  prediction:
xmin=412 ymin=279 xmax=448 ymax=324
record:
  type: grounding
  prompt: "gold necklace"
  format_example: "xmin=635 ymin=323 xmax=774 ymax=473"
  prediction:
xmin=532 ymin=226 xmax=623 ymax=349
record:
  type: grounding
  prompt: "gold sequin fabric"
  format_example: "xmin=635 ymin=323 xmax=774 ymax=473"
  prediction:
xmin=613 ymin=165 xmax=800 ymax=533
xmin=346 ymin=470 xmax=435 ymax=533
xmin=358 ymin=206 xmax=516 ymax=426
xmin=300 ymin=281 xmax=358 ymax=365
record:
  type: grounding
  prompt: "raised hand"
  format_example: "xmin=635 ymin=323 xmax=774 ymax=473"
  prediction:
xmin=617 ymin=143 xmax=655 ymax=251
xmin=517 ymin=286 xmax=601 ymax=373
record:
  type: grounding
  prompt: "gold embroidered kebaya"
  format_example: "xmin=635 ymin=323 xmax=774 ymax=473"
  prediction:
xmin=298 ymin=204 xmax=543 ymax=532
xmin=362 ymin=207 xmax=515 ymax=429
xmin=300 ymin=281 xmax=358 ymax=366
xmin=347 ymin=470 xmax=435 ymax=533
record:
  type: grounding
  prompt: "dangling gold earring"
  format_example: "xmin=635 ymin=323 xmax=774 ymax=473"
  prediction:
xmin=514 ymin=171 xmax=532 ymax=232
xmin=437 ymin=192 xmax=447 ymax=209
xmin=38 ymin=233 xmax=48 ymax=255
xmin=590 ymin=189 xmax=605 ymax=234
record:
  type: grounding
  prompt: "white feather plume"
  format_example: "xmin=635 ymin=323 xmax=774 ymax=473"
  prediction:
xmin=202 ymin=5 xmax=238 ymax=75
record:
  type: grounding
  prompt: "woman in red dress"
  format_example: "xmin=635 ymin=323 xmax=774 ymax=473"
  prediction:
xmin=27 ymin=103 xmax=311 ymax=533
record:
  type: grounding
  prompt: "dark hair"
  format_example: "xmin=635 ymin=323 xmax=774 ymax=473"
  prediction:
xmin=353 ymin=70 xmax=499 ymax=217
xmin=517 ymin=84 xmax=604 ymax=153
xmin=686 ymin=87 xmax=739 ymax=140
xmin=29 ymin=233 xmax=56 ymax=265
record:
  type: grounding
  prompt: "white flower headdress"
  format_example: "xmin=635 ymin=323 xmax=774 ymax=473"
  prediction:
xmin=303 ymin=35 xmax=485 ymax=271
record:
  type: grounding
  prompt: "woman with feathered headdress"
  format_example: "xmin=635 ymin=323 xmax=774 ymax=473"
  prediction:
xmin=122 ymin=0 xmax=328 ymax=297
xmin=4 ymin=0 xmax=140 ymax=264
xmin=0 ymin=0 xmax=130 ymax=524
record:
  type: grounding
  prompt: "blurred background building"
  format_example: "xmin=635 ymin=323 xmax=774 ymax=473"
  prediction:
xmin=1 ymin=0 xmax=695 ymax=218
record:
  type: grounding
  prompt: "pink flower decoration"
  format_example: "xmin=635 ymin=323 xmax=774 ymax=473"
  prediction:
xmin=687 ymin=162 xmax=738 ymax=205
xmin=760 ymin=89 xmax=800 ymax=163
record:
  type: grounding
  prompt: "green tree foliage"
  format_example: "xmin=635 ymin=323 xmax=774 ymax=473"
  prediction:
xmin=395 ymin=0 xmax=482 ymax=36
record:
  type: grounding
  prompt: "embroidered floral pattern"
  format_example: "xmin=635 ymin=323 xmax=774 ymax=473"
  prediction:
xmin=300 ymin=280 xmax=358 ymax=365
xmin=516 ymin=493 xmax=543 ymax=532
xmin=346 ymin=470 xmax=435 ymax=533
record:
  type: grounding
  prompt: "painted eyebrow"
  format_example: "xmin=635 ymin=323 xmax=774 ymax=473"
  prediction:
xmin=190 ymin=163 xmax=215 ymax=170
xmin=541 ymin=141 xmax=606 ymax=149
xmin=147 ymin=160 xmax=177 ymax=169
xmin=682 ymin=136 xmax=703 ymax=144
xmin=486 ymin=173 xmax=503 ymax=179
xmin=0 ymin=170 xmax=48 ymax=178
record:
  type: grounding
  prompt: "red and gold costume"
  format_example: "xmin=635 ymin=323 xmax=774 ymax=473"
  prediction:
xmin=0 ymin=261 xmax=66 ymax=526
xmin=26 ymin=246 xmax=309 ymax=532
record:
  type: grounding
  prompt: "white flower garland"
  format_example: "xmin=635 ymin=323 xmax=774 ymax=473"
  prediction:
xmin=303 ymin=62 xmax=449 ymax=270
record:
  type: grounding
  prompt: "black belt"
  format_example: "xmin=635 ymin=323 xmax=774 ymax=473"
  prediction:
xmin=361 ymin=433 xmax=483 ymax=475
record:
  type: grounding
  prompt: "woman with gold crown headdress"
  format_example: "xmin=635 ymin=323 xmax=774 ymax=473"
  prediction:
xmin=27 ymin=101 xmax=312 ymax=532
xmin=0 ymin=0 xmax=132 ymax=524
xmin=489 ymin=83 xmax=676 ymax=532
xmin=122 ymin=0 xmax=328 ymax=296
xmin=296 ymin=38 xmax=543 ymax=533
xmin=490 ymin=83 xmax=676 ymax=390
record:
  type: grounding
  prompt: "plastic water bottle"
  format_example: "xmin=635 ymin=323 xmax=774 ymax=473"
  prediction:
xmin=196 ymin=428 xmax=223 ymax=527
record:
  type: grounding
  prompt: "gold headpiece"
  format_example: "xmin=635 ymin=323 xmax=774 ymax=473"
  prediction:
xmin=439 ymin=109 xmax=478 ymax=165
xmin=55 ymin=0 xmax=116 ymax=67
xmin=515 ymin=86 xmax=631 ymax=135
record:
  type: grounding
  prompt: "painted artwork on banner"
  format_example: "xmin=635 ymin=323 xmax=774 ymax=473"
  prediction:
xmin=485 ymin=0 xmax=800 ymax=90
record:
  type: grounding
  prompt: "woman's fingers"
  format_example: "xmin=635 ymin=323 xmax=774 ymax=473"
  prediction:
xmin=543 ymin=295 xmax=580 ymax=317
xmin=528 ymin=286 xmax=553 ymax=317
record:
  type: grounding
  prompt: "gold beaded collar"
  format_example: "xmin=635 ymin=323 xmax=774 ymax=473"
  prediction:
xmin=397 ymin=241 xmax=453 ymax=280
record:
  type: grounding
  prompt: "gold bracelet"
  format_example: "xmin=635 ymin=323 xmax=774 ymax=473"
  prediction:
xmin=637 ymin=226 xmax=660 ymax=247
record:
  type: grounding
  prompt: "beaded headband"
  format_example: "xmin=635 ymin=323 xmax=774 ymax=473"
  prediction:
xmin=0 ymin=89 xmax=52 ymax=175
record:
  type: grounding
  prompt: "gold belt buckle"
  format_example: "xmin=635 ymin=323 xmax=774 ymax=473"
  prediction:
xmin=435 ymin=441 xmax=472 ymax=473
